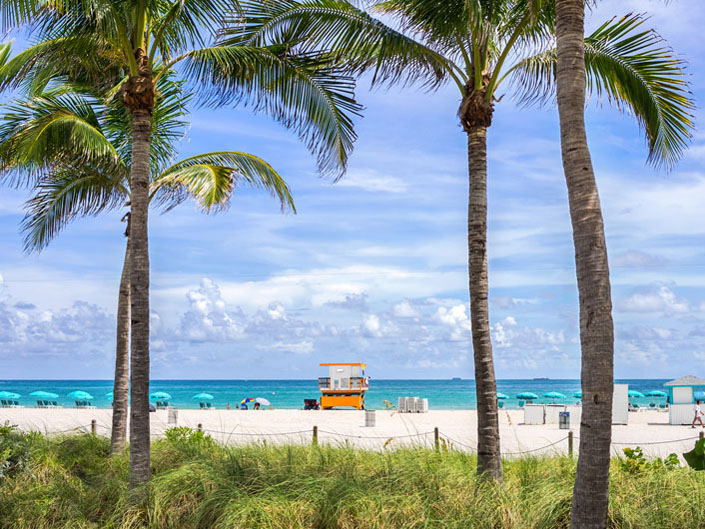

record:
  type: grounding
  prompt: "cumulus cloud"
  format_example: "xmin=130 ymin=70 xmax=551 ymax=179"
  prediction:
xmin=434 ymin=304 xmax=472 ymax=341
xmin=617 ymin=284 xmax=690 ymax=314
xmin=362 ymin=314 xmax=383 ymax=338
xmin=177 ymin=278 xmax=246 ymax=342
xmin=324 ymin=293 xmax=369 ymax=311
xmin=393 ymin=300 xmax=420 ymax=318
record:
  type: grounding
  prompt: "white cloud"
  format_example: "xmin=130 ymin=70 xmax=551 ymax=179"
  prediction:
xmin=434 ymin=304 xmax=472 ymax=341
xmin=393 ymin=300 xmax=420 ymax=318
xmin=335 ymin=168 xmax=407 ymax=193
xmin=362 ymin=314 xmax=383 ymax=338
xmin=617 ymin=284 xmax=690 ymax=314
xmin=178 ymin=278 xmax=246 ymax=342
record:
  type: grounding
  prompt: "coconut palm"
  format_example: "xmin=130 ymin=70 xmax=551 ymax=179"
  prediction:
xmin=552 ymin=3 xmax=693 ymax=527
xmin=238 ymin=0 xmax=694 ymax=479
xmin=0 ymin=76 xmax=294 ymax=454
xmin=0 ymin=0 xmax=360 ymax=486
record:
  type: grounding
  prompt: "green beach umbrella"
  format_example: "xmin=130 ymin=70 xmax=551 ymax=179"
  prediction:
xmin=0 ymin=391 xmax=20 ymax=399
xmin=516 ymin=392 xmax=539 ymax=400
xmin=496 ymin=393 xmax=509 ymax=399
xmin=645 ymin=390 xmax=667 ymax=397
xmin=149 ymin=392 xmax=171 ymax=400
xmin=29 ymin=391 xmax=58 ymax=399
xmin=68 ymin=391 xmax=93 ymax=400
xmin=192 ymin=393 xmax=214 ymax=400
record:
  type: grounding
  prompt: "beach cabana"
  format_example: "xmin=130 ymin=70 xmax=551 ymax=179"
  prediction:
xmin=665 ymin=376 xmax=705 ymax=425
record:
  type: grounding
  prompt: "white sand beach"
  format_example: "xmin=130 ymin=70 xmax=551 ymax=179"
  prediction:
xmin=1 ymin=407 xmax=700 ymax=459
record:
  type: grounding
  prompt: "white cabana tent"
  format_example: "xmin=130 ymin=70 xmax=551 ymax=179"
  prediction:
xmin=665 ymin=375 xmax=705 ymax=425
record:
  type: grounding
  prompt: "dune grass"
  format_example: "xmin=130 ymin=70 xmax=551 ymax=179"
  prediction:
xmin=2 ymin=423 xmax=705 ymax=528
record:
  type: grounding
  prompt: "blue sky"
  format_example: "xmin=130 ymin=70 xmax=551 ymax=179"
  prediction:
xmin=1 ymin=1 xmax=704 ymax=380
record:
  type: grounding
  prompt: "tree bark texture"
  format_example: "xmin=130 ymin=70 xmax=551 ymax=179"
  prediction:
xmin=128 ymin=108 xmax=152 ymax=489
xmin=556 ymin=1 xmax=615 ymax=527
xmin=110 ymin=235 xmax=130 ymax=454
xmin=467 ymin=127 xmax=502 ymax=480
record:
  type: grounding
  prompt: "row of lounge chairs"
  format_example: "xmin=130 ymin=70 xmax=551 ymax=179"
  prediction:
xmin=155 ymin=400 xmax=170 ymax=409
xmin=75 ymin=400 xmax=95 ymax=408
xmin=199 ymin=402 xmax=215 ymax=409
xmin=1 ymin=399 xmax=23 ymax=407
xmin=36 ymin=400 xmax=61 ymax=408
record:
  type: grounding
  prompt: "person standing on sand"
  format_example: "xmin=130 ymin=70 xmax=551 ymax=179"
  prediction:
xmin=692 ymin=400 xmax=704 ymax=428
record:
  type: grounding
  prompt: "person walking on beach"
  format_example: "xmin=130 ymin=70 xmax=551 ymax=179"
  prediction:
xmin=692 ymin=400 xmax=704 ymax=428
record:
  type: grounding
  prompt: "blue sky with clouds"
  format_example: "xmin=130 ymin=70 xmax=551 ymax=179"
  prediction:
xmin=1 ymin=0 xmax=704 ymax=380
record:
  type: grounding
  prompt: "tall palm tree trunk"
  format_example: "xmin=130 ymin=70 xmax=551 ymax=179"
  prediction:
xmin=110 ymin=232 xmax=130 ymax=454
xmin=467 ymin=126 xmax=502 ymax=480
xmin=128 ymin=107 xmax=152 ymax=488
xmin=555 ymin=1 xmax=615 ymax=527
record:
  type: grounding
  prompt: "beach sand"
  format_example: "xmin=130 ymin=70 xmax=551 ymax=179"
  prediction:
xmin=0 ymin=407 xmax=699 ymax=459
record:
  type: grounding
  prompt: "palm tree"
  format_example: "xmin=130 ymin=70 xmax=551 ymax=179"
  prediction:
xmin=0 ymin=0 xmax=360 ymax=486
xmin=238 ymin=0 xmax=694 ymax=479
xmin=0 ymin=77 xmax=295 ymax=454
xmin=552 ymin=4 xmax=694 ymax=527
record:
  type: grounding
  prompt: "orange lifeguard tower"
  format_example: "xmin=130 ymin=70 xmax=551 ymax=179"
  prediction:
xmin=318 ymin=363 xmax=369 ymax=410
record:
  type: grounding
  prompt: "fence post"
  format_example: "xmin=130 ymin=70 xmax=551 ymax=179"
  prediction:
xmin=91 ymin=419 xmax=96 ymax=436
xmin=568 ymin=430 xmax=574 ymax=458
xmin=313 ymin=425 xmax=318 ymax=446
xmin=197 ymin=423 xmax=202 ymax=433
xmin=434 ymin=427 xmax=440 ymax=452
xmin=700 ymin=431 xmax=704 ymax=442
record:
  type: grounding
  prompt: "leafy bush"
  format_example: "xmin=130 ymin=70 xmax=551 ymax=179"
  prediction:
xmin=620 ymin=447 xmax=679 ymax=474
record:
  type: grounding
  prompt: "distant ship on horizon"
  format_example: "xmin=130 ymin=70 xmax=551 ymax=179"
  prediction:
xmin=451 ymin=377 xmax=462 ymax=381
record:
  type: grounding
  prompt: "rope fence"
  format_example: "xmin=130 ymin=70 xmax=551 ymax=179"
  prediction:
xmin=9 ymin=420 xmax=703 ymax=457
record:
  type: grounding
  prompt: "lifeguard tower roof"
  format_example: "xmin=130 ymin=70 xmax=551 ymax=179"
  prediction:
xmin=665 ymin=375 xmax=705 ymax=386
xmin=320 ymin=363 xmax=366 ymax=367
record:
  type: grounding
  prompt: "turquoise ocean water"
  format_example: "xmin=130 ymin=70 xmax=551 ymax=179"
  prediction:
xmin=0 ymin=379 xmax=669 ymax=410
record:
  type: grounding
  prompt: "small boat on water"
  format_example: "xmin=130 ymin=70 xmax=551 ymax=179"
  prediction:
xmin=452 ymin=377 xmax=462 ymax=381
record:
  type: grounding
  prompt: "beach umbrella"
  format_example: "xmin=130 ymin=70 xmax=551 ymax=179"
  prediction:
xmin=192 ymin=393 xmax=214 ymax=400
xmin=516 ymin=392 xmax=539 ymax=400
xmin=29 ymin=391 xmax=59 ymax=399
xmin=149 ymin=391 xmax=171 ymax=400
xmin=106 ymin=392 xmax=113 ymax=400
xmin=644 ymin=390 xmax=667 ymax=397
xmin=496 ymin=393 xmax=509 ymax=400
xmin=0 ymin=391 xmax=20 ymax=399
xmin=628 ymin=390 xmax=645 ymax=398
xmin=68 ymin=391 xmax=94 ymax=400
xmin=240 ymin=397 xmax=255 ymax=405
xmin=542 ymin=391 xmax=566 ymax=402
xmin=573 ymin=391 xmax=582 ymax=399
xmin=255 ymin=397 xmax=271 ymax=406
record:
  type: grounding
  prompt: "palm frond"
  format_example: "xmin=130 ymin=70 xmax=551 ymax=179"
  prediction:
xmin=153 ymin=151 xmax=295 ymax=212
xmin=510 ymin=13 xmax=694 ymax=168
xmin=21 ymin=167 xmax=128 ymax=252
xmin=228 ymin=0 xmax=450 ymax=89
xmin=181 ymin=45 xmax=361 ymax=177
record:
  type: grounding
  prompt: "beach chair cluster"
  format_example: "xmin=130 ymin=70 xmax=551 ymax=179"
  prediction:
xmin=36 ymin=400 xmax=61 ymax=408
xmin=198 ymin=402 xmax=215 ymax=409
xmin=75 ymin=400 xmax=96 ymax=409
xmin=155 ymin=400 xmax=170 ymax=409
xmin=0 ymin=399 xmax=22 ymax=408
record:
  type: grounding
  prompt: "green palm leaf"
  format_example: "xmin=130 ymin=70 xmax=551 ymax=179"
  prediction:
xmin=181 ymin=44 xmax=361 ymax=177
xmin=510 ymin=13 xmax=694 ymax=168
xmin=153 ymin=151 xmax=295 ymax=213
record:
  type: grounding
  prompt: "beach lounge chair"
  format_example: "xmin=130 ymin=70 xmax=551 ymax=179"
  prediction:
xmin=13 ymin=400 xmax=20 ymax=407
xmin=518 ymin=400 xmax=525 ymax=408
xmin=498 ymin=401 xmax=504 ymax=408
xmin=206 ymin=402 xmax=213 ymax=409
xmin=199 ymin=402 xmax=205 ymax=409
xmin=51 ymin=401 xmax=59 ymax=408
xmin=1 ymin=399 xmax=8 ymax=407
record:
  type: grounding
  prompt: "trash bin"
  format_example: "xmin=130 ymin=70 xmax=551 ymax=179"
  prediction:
xmin=365 ymin=410 xmax=376 ymax=427
xmin=559 ymin=411 xmax=570 ymax=429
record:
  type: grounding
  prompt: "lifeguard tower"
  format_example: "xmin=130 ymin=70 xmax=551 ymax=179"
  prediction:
xmin=318 ymin=363 xmax=369 ymax=410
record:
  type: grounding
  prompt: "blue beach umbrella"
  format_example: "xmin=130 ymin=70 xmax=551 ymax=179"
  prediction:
xmin=496 ymin=393 xmax=509 ymax=399
xmin=573 ymin=391 xmax=582 ymax=399
xmin=106 ymin=392 xmax=113 ymax=400
xmin=628 ymin=390 xmax=645 ymax=398
xmin=29 ymin=391 xmax=59 ymax=399
xmin=644 ymin=390 xmax=667 ymax=397
xmin=516 ymin=392 xmax=539 ymax=400
xmin=68 ymin=391 xmax=94 ymax=400
xmin=192 ymin=393 xmax=214 ymax=400
xmin=0 ymin=391 xmax=20 ymax=399
xmin=543 ymin=391 xmax=566 ymax=400
xmin=149 ymin=391 xmax=171 ymax=400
